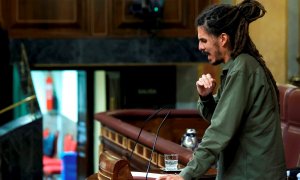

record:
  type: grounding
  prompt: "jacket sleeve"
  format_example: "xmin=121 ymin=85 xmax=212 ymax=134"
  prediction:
xmin=197 ymin=91 xmax=219 ymax=122
xmin=180 ymin=71 xmax=251 ymax=180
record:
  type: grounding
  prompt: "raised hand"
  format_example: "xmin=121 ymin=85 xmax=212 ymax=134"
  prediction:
xmin=195 ymin=73 xmax=216 ymax=97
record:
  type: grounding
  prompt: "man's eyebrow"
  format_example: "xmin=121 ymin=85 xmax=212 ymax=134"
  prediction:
xmin=198 ymin=37 xmax=206 ymax=41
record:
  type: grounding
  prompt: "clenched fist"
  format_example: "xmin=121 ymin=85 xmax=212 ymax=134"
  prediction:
xmin=195 ymin=74 xmax=216 ymax=97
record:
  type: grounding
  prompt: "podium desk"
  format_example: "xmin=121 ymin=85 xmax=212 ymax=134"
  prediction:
xmin=94 ymin=109 xmax=216 ymax=179
xmin=131 ymin=168 xmax=217 ymax=180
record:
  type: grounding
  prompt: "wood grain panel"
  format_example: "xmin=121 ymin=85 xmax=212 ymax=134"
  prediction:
xmin=0 ymin=1 xmax=3 ymax=27
xmin=7 ymin=0 xmax=89 ymax=37
xmin=1 ymin=0 xmax=214 ymax=38
xmin=91 ymin=0 xmax=108 ymax=36
xmin=163 ymin=0 xmax=182 ymax=23
xmin=16 ymin=0 xmax=76 ymax=23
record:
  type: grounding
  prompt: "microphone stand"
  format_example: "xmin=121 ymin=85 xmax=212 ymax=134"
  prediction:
xmin=145 ymin=110 xmax=171 ymax=180
xmin=128 ymin=107 xmax=164 ymax=163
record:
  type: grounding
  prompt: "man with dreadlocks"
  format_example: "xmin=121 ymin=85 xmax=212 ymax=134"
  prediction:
xmin=157 ymin=0 xmax=286 ymax=180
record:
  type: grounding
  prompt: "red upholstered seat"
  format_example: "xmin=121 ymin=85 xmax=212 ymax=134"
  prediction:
xmin=43 ymin=130 xmax=60 ymax=178
xmin=277 ymin=84 xmax=297 ymax=134
xmin=63 ymin=134 xmax=77 ymax=152
xmin=283 ymin=88 xmax=300 ymax=169
xmin=43 ymin=133 xmax=77 ymax=178
xmin=43 ymin=164 xmax=62 ymax=176
xmin=43 ymin=156 xmax=62 ymax=166
xmin=43 ymin=128 xmax=50 ymax=138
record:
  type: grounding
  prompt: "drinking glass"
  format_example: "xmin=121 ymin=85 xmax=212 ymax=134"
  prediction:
xmin=164 ymin=154 xmax=178 ymax=171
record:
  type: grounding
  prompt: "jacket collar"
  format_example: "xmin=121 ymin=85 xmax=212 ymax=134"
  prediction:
xmin=221 ymin=58 xmax=234 ymax=76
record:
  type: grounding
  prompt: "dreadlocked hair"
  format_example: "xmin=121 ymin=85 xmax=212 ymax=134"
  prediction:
xmin=195 ymin=0 xmax=279 ymax=104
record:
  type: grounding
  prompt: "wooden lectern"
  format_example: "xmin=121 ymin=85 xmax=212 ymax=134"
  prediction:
xmin=86 ymin=150 xmax=133 ymax=180
xmin=87 ymin=109 xmax=217 ymax=180
xmin=86 ymin=150 xmax=163 ymax=180
xmin=98 ymin=151 xmax=133 ymax=179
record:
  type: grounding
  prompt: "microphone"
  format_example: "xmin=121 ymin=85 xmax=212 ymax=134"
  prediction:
xmin=145 ymin=110 xmax=171 ymax=180
xmin=128 ymin=107 xmax=165 ymax=163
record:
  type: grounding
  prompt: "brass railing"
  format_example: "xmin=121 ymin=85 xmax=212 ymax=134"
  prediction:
xmin=0 ymin=95 xmax=36 ymax=115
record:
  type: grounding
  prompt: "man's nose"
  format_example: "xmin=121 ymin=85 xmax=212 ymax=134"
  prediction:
xmin=198 ymin=43 xmax=204 ymax=51
xmin=198 ymin=43 xmax=207 ymax=55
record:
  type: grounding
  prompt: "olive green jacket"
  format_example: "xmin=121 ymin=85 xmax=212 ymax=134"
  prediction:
xmin=180 ymin=54 xmax=286 ymax=180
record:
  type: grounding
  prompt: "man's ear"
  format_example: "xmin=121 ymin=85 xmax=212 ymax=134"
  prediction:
xmin=219 ymin=33 xmax=229 ymax=47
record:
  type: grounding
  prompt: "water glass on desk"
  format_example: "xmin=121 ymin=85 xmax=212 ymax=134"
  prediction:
xmin=164 ymin=154 xmax=178 ymax=171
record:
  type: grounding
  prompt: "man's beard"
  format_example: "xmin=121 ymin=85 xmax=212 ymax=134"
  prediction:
xmin=212 ymin=58 xmax=223 ymax=65
xmin=210 ymin=48 xmax=223 ymax=65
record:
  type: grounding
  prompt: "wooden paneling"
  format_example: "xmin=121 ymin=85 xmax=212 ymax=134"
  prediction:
xmin=6 ymin=0 xmax=89 ymax=37
xmin=16 ymin=0 xmax=76 ymax=23
xmin=111 ymin=0 xmax=211 ymax=37
xmin=0 ymin=1 xmax=3 ymax=27
xmin=91 ymin=0 xmax=108 ymax=36
xmin=0 ymin=0 xmax=214 ymax=38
